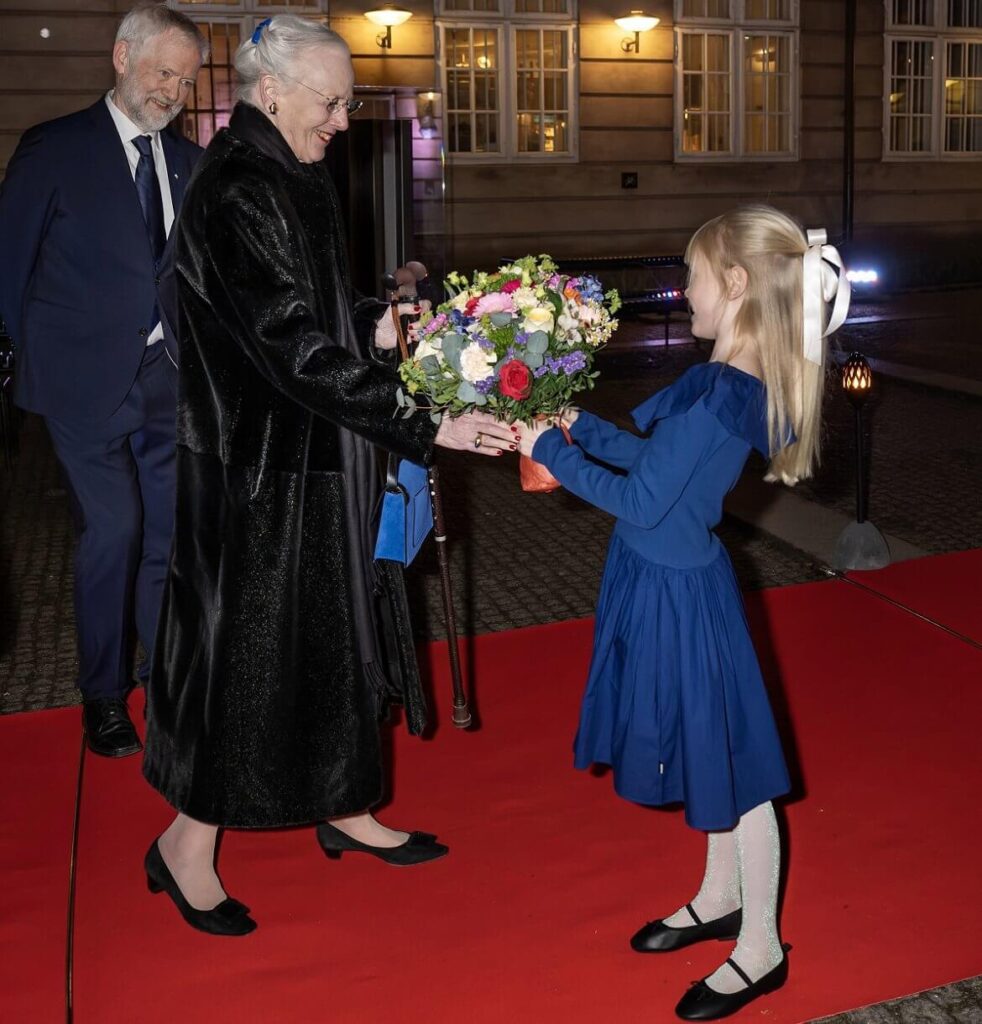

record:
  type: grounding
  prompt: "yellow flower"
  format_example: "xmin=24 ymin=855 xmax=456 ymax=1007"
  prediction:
xmin=523 ymin=306 xmax=555 ymax=334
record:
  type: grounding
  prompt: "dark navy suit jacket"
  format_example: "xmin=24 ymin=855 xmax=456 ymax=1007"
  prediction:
xmin=0 ymin=98 xmax=202 ymax=422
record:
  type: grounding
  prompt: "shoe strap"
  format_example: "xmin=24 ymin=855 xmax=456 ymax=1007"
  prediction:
xmin=725 ymin=957 xmax=754 ymax=989
xmin=684 ymin=902 xmax=703 ymax=926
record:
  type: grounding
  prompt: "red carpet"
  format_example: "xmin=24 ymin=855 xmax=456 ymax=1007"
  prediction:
xmin=847 ymin=547 xmax=982 ymax=644
xmin=2 ymin=550 xmax=981 ymax=1023
xmin=0 ymin=707 xmax=80 ymax=1024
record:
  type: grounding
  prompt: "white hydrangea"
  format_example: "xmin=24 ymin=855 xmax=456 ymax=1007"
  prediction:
xmin=512 ymin=286 xmax=538 ymax=310
xmin=415 ymin=336 xmax=444 ymax=364
xmin=459 ymin=342 xmax=496 ymax=382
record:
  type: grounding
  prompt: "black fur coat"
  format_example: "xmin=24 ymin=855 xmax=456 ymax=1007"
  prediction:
xmin=143 ymin=103 xmax=437 ymax=828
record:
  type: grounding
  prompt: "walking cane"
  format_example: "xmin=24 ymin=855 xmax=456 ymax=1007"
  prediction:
xmin=382 ymin=267 xmax=472 ymax=728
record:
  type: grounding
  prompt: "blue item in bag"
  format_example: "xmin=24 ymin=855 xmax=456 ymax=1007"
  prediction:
xmin=374 ymin=456 xmax=433 ymax=565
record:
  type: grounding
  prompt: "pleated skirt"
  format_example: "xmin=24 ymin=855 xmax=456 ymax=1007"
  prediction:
xmin=573 ymin=534 xmax=791 ymax=831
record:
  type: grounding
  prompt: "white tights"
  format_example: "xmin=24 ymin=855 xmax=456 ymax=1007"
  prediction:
xmin=663 ymin=801 xmax=784 ymax=993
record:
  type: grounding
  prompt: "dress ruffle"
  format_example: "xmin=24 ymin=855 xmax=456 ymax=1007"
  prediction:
xmin=631 ymin=362 xmax=771 ymax=457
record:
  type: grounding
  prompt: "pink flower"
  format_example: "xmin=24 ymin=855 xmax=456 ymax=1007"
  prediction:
xmin=500 ymin=279 xmax=522 ymax=294
xmin=473 ymin=292 xmax=516 ymax=317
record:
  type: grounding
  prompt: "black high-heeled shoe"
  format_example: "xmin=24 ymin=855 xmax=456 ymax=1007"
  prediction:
xmin=674 ymin=945 xmax=791 ymax=1021
xmin=144 ymin=839 xmax=257 ymax=937
xmin=631 ymin=904 xmax=742 ymax=953
xmin=315 ymin=822 xmax=449 ymax=866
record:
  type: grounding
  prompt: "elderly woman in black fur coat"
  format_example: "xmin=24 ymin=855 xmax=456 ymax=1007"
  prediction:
xmin=141 ymin=15 xmax=515 ymax=936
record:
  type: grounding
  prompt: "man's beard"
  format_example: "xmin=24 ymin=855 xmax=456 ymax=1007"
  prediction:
xmin=116 ymin=75 xmax=182 ymax=133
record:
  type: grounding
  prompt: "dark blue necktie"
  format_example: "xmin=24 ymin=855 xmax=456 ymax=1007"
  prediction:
xmin=132 ymin=134 xmax=166 ymax=266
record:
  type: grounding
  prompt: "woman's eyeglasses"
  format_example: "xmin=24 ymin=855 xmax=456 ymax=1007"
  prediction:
xmin=284 ymin=75 xmax=364 ymax=116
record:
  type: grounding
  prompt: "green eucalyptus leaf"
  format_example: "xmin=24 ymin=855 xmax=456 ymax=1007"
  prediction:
xmin=420 ymin=355 xmax=441 ymax=374
xmin=442 ymin=334 xmax=464 ymax=373
xmin=524 ymin=352 xmax=544 ymax=370
xmin=430 ymin=410 xmax=444 ymax=426
xmin=456 ymin=380 xmax=478 ymax=403
xmin=489 ymin=311 xmax=514 ymax=328
xmin=526 ymin=331 xmax=549 ymax=355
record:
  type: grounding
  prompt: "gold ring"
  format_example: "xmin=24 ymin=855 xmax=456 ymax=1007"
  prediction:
xmin=474 ymin=433 xmax=483 ymax=449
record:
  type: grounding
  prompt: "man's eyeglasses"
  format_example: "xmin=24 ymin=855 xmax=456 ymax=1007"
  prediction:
xmin=284 ymin=75 xmax=363 ymax=116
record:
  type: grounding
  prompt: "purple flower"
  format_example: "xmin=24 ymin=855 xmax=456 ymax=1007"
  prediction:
xmin=475 ymin=376 xmax=497 ymax=394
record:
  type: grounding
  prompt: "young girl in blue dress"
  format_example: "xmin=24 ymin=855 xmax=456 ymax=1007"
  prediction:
xmin=519 ymin=205 xmax=850 ymax=1020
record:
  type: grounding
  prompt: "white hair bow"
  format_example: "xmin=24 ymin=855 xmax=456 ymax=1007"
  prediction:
xmin=802 ymin=228 xmax=851 ymax=365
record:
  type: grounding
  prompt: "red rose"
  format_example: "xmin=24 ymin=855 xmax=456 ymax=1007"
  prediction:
xmin=465 ymin=297 xmax=481 ymax=316
xmin=499 ymin=359 xmax=533 ymax=400
xmin=500 ymin=279 xmax=522 ymax=294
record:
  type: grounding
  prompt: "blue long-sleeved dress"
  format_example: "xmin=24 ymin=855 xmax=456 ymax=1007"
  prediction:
xmin=532 ymin=361 xmax=790 ymax=831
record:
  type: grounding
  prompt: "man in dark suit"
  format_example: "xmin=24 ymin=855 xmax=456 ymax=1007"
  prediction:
xmin=0 ymin=4 xmax=206 ymax=756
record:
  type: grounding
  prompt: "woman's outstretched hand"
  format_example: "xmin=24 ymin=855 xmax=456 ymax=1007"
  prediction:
xmin=435 ymin=411 xmax=519 ymax=456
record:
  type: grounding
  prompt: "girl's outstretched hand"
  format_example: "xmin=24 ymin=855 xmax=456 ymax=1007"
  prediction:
xmin=517 ymin=418 xmax=555 ymax=458
xmin=516 ymin=409 xmax=580 ymax=458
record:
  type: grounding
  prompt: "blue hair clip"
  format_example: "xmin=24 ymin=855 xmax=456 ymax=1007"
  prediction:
xmin=251 ymin=17 xmax=271 ymax=44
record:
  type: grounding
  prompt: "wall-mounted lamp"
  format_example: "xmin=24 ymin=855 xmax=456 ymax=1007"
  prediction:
xmin=615 ymin=11 xmax=659 ymax=54
xmin=365 ymin=6 xmax=413 ymax=49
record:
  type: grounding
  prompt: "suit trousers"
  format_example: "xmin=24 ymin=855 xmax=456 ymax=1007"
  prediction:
xmin=45 ymin=341 xmax=177 ymax=699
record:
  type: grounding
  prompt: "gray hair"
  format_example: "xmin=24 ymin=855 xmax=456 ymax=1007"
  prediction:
xmin=233 ymin=15 xmax=349 ymax=104
xmin=116 ymin=3 xmax=210 ymax=62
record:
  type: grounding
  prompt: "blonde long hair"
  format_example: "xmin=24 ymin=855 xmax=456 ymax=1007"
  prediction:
xmin=685 ymin=204 xmax=823 ymax=485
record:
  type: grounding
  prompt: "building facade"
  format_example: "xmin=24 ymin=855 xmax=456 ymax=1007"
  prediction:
xmin=2 ymin=1 xmax=981 ymax=280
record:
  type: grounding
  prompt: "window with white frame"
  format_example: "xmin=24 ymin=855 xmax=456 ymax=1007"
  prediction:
xmin=437 ymin=0 xmax=577 ymax=160
xmin=674 ymin=0 xmax=798 ymax=160
xmin=886 ymin=0 xmax=982 ymax=157
xmin=169 ymin=0 xmax=329 ymax=146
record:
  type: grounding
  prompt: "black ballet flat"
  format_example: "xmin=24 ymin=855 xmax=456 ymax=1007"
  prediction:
xmin=144 ymin=839 xmax=257 ymax=937
xmin=316 ymin=822 xmax=449 ymax=867
xmin=631 ymin=904 xmax=742 ymax=953
xmin=675 ymin=945 xmax=791 ymax=1021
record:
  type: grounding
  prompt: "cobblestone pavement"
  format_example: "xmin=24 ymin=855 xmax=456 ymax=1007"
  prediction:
xmin=1 ymin=290 xmax=980 ymax=1023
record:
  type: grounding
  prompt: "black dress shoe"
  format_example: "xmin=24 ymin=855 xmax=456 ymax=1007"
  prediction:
xmin=83 ymin=697 xmax=142 ymax=758
xmin=675 ymin=947 xmax=791 ymax=1021
xmin=631 ymin=904 xmax=742 ymax=953
xmin=316 ymin=822 xmax=449 ymax=866
xmin=144 ymin=840 xmax=256 ymax=937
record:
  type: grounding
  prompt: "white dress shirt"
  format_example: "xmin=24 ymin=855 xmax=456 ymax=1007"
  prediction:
xmin=105 ymin=92 xmax=175 ymax=346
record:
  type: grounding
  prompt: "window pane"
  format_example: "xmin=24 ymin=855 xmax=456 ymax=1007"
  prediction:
xmin=680 ymin=32 xmax=732 ymax=153
xmin=444 ymin=27 xmax=501 ymax=153
xmin=514 ymin=0 xmax=569 ymax=11
xmin=746 ymin=0 xmax=791 ymax=20
xmin=743 ymin=32 xmax=791 ymax=153
xmin=890 ymin=38 xmax=934 ymax=152
xmin=181 ymin=20 xmax=241 ymax=147
xmin=945 ymin=42 xmax=982 ymax=151
xmin=682 ymin=0 xmax=731 ymax=17
xmin=515 ymin=28 xmax=570 ymax=153
xmin=891 ymin=0 xmax=935 ymax=25
xmin=947 ymin=0 xmax=982 ymax=27
xmin=444 ymin=0 xmax=502 ymax=10
xmin=682 ymin=32 xmax=705 ymax=70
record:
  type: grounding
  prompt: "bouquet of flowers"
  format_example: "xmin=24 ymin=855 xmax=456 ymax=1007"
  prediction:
xmin=397 ymin=254 xmax=620 ymax=490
